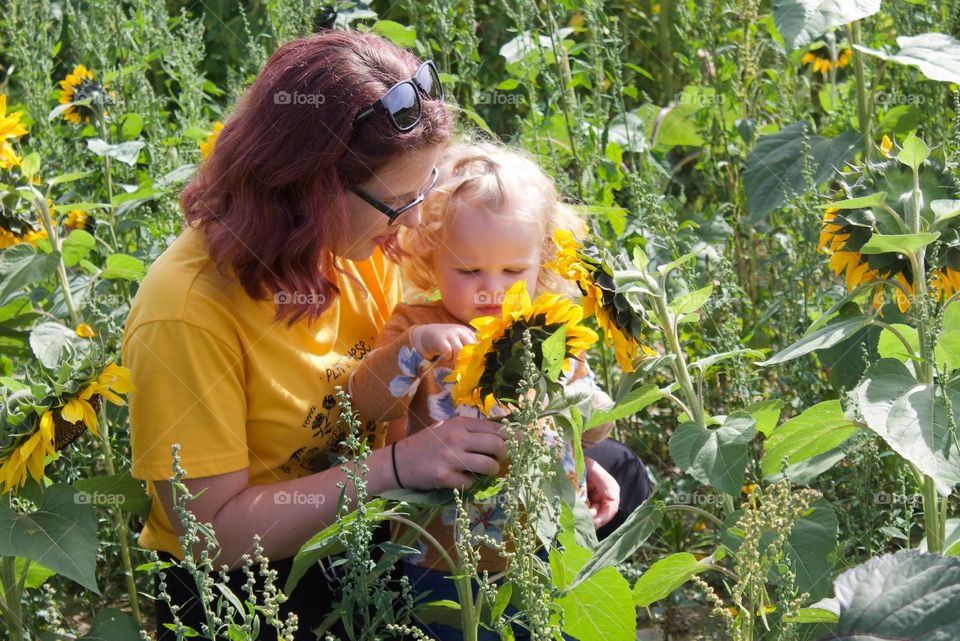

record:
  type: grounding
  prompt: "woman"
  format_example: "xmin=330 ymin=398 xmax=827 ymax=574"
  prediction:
xmin=123 ymin=31 xmax=623 ymax=639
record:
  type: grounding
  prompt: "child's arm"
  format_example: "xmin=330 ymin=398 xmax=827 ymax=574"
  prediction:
xmin=349 ymin=320 xmax=476 ymax=422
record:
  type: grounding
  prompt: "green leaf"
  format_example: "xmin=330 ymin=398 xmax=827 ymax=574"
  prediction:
xmin=819 ymin=551 xmax=960 ymax=640
xmin=61 ymin=230 xmax=96 ymax=267
xmin=119 ymin=113 xmax=144 ymax=140
xmin=657 ymin=247 xmax=705 ymax=276
xmin=856 ymin=32 xmax=960 ymax=85
xmin=100 ymin=253 xmax=145 ymax=281
xmin=877 ymin=104 xmax=921 ymax=136
xmin=745 ymin=122 xmax=862 ymax=222
xmin=935 ymin=330 xmax=960 ymax=372
xmin=14 ymin=557 xmax=55 ymax=589
xmin=747 ymin=399 xmax=784 ymax=437
xmin=285 ymin=499 xmax=397 ymax=594
xmin=552 ymin=545 xmax=635 ymax=641
xmin=762 ymin=316 xmax=872 ymax=366
xmin=861 ymin=232 xmax=940 ymax=256
xmin=897 ymin=133 xmax=931 ymax=170
xmin=73 ymin=473 xmax=152 ymax=518
xmin=541 ymin=325 xmax=567 ymax=382
xmin=784 ymin=607 xmax=839 ymax=624
xmin=495 ymin=78 xmax=520 ymax=90
xmin=669 ymin=412 xmax=756 ymax=495
xmin=762 ymin=400 xmax=860 ymax=477
xmin=877 ymin=323 xmax=919 ymax=362
xmin=668 ymin=285 xmax=713 ymax=315
xmin=633 ymin=553 xmax=710 ymax=607
xmin=0 ymin=484 xmax=100 ymax=593
xmin=932 ymin=199 xmax=960 ymax=226
xmin=30 ymin=322 xmax=78 ymax=370
xmin=585 ymin=384 xmax=661 ymax=429
xmin=20 ymin=152 xmax=41 ymax=179
xmin=46 ymin=170 xmax=93 ymax=187
xmin=690 ymin=348 xmax=765 ymax=376
xmin=817 ymin=193 xmax=887 ymax=210
xmin=412 ymin=600 xmax=461 ymax=628
xmin=773 ymin=0 xmax=880 ymax=51
xmin=79 ymin=609 xmax=141 ymax=641
xmin=854 ymin=359 xmax=960 ymax=495
xmin=0 ymin=244 xmax=59 ymax=306
xmin=564 ymin=501 xmax=663 ymax=592
xmin=86 ymin=138 xmax=145 ymax=166
xmin=370 ymin=20 xmax=417 ymax=48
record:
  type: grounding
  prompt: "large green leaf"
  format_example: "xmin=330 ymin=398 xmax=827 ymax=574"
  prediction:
xmin=723 ymin=500 xmax=837 ymax=600
xmin=747 ymin=399 xmax=784 ymax=438
xmin=816 ymin=551 xmax=960 ymax=640
xmin=633 ymin=553 xmax=711 ymax=607
xmin=744 ymin=122 xmax=862 ymax=222
xmin=551 ymin=545 xmax=635 ymax=641
xmin=855 ymin=33 xmax=960 ymax=85
xmin=761 ymin=316 xmax=873 ymax=366
xmin=14 ymin=557 xmax=55 ymax=589
xmin=79 ymin=609 xmax=142 ymax=641
xmin=855 ymin=359 xmax=960 ymax=495
xmin=669 ymin=412 xmax=756 ymax=495
xmin=585 ymin=383 xmax=661 ymax=429
xmin=61 ymin=230 xmax=96 ymax=267
xmin=29 ymin=322 xmax=79 ymax=370
xmin=0 ymin=244 xmax=59 ymax=306
xmin=564 ymin=501 xmax=663 ymax=592
xmin=859 ymin=232 xmax=940 ymax=255
xmin=73 ymin=473 xmax=152 ymax=518
xmin=0 ymin=484 xmax=99 ymax=593
xmin=762 ymin=400 xmax=860 ymax=477
xmin=773 ymin=0 xmax=880 ymax=51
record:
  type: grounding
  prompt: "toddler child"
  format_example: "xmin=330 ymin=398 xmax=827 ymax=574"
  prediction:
xmin=349 ymin=141 xmax=612 ymax=640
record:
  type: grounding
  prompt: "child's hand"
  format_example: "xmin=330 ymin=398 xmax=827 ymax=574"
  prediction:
xmin=411 ymin=324 xmax=477 ymax=360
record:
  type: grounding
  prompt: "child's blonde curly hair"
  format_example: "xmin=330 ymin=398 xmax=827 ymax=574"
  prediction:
xmin=399 ymin=140 xmax=584 ymax=299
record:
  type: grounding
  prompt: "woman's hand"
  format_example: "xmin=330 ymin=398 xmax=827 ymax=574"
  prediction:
xmin=584 ymin=456 xmax=620 ymax=528
xmin=393 ymin=416 xmax=506 ymax=489
xmin=411 ymin=324 xmax=477 ymax=360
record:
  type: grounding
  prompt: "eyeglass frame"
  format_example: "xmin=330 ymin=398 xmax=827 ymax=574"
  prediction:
xmin=348 ymin=167 xmax=440 ymax=226
xmin=352 ymin=60 xmax=444 ymax=132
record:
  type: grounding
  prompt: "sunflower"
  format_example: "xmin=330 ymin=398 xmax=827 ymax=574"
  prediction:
xmin=545 ymin=229 xmax=654 ymax=372
xmin=819 ymin=155 xmax=957 ymax=313
xmin=65 ymin=209 xmax=88 ymax=231
xmin=802 ymin=45 xmax=852 ymax=76
xmin=448 ymin=280 xmax=598 ymax=411
xmin=57 ymin=64 xmax=109 ymax=125
xmin=0 ymin=95 xmax=28 ymax=170
xmin=199 ymin=121 xmax=224 ymax=160
xmin=0 ymin=362 xmax=134 ymax=493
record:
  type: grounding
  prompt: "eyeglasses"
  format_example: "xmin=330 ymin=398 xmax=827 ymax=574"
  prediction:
xmin=349 ymin=167 xmax=440 ymax=226
xmin=353 ymin=61 xmax=444 ymax=132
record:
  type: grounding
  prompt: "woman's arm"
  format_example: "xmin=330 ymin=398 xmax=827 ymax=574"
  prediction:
xmin=154 ymin=416 xmax=507 ymax=569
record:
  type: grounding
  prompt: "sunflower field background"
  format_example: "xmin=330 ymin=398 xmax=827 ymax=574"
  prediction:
xmin=1 ymin=0 xmax=960 ymax=639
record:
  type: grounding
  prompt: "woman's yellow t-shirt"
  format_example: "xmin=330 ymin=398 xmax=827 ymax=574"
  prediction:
xmin=122 ymin=226 xmax=401 ymax=558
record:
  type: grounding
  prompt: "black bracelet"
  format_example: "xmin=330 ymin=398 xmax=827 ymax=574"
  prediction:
xmin=391 ymin=442 xmax=405 ymax=489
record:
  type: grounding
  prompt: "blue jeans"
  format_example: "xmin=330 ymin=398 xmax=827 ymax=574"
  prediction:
xmin=402 ymin=561 xmax=577 ymax=641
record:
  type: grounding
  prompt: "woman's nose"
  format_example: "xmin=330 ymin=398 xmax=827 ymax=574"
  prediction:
xmin=395 ymin=205 xmax=422 ymax=228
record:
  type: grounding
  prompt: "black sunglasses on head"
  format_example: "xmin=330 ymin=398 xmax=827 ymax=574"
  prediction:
xmin=353 ymin=61 xmax=444 ymax=132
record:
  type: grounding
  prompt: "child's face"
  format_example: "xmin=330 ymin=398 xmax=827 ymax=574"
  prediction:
xmin=433 ymin=208 xmax=541 ymax=324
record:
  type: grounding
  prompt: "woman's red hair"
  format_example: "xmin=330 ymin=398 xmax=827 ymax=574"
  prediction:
xmin=181 ymin=30 xmax=452 ymax=323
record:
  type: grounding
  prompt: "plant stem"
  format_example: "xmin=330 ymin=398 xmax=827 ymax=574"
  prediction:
xmin=663 ymin=504 xmax=725 ymax=528
xmin=96 ymin=118 xmax=119 ymax=251
xmin=847 ymin=21 xmax=873 ymax=164
xmin=97 ymin=405 xmax=141 ymax=622
xmin=650 ymin=280 xmax=706 ymax=427
xmin=0 ymin=557 xmax=24 ymax=641
xmin=35 ymin=194 xmax=80 ymax=326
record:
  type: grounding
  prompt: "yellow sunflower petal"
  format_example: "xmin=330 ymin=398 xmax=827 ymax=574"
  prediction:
xmin=880 ymin=135 xmax=893 ymax=157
